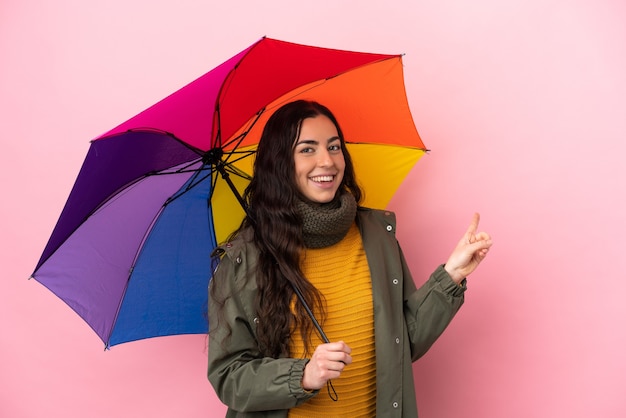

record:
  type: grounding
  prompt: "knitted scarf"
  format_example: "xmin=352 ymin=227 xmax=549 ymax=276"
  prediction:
xmin=296 ymin=193 xmax=357 ymax=249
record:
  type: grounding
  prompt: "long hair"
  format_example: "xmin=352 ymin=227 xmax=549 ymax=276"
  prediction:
xmin=224 ymin=100 xmax=362 ymax=357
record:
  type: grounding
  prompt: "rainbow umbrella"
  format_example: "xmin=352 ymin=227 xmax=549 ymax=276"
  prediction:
xmin=31 ymin=37 xmax=427 ymax=348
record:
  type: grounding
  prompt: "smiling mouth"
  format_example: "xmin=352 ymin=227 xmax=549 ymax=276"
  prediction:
xmin=310 ymin=175 xmax=334 ymax=183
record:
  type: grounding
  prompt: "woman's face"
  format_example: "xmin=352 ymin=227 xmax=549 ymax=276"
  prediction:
xmin=293 ymin=114 xmax=346 ymax=204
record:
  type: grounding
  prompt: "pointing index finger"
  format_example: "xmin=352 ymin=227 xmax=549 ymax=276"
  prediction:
xmin=466 ymin=213 xmax=480 ymax=240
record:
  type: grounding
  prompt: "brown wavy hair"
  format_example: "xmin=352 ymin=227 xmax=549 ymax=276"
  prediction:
xmin=220 ymin=100 xmax=362 ymax=358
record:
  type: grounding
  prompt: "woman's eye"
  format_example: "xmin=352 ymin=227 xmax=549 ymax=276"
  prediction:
xmin=329 ymin=144 xmax=341 ymax=151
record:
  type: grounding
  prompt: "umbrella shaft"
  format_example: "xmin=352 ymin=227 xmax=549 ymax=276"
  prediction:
xmin=291 ymin=283 xmax=329 ymax=344
xmin=216 ymin=162 xmax=248 ymax=212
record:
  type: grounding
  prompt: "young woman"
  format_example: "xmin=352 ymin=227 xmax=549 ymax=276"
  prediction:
xmin=208 ymin=100 xmax=492 ymax=417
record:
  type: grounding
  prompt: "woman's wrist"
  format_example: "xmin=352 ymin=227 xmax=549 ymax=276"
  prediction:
xmin=443 ymin=264 xmax=465 ymax=285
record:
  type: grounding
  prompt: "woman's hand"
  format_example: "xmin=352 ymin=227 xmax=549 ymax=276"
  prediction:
xmin=301 ymin=341 xmax=352 ymax=390
xmin=444 ymin=213 xmax=493 ymax=284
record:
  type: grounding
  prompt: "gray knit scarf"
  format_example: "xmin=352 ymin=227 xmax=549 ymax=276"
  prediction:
xmin=296 ymin=193 xmax=357 ymax=249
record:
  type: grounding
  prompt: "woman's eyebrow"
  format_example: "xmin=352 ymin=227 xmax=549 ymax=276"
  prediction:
xmin=294 ymin=136 xmax=340 ymax=147
xmin=294 ymin=139 xmax=319 ymax=146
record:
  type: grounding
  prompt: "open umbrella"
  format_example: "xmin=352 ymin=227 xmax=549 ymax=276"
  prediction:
xmin=31 ymin=37 xmax=427 ymax=348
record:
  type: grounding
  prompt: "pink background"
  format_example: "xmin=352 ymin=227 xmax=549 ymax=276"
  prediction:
xmin=2 ymin=0 xmax=625 ymax=416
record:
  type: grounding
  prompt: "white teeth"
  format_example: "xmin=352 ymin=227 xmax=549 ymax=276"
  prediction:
xmin=310 ymin=175 xmax=333 ymax=182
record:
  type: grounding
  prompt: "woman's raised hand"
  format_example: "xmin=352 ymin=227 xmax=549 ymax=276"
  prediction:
xmin=444 ymin=213 xmax=493 ymax=284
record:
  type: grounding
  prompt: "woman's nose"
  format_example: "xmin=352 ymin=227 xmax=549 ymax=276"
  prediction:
xmin=317 ymin=149 xmax=332 ymax=166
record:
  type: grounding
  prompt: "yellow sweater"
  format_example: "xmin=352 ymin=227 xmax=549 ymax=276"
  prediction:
xmin=289 ymin=223 xmax=376 ymax=417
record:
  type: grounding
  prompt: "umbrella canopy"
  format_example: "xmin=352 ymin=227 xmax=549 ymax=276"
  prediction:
xmin=31 ymin=37 xmax=427 ymax=348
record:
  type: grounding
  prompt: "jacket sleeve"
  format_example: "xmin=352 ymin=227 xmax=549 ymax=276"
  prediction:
xmin=401 ymin=246 xmax=466 ymax=361
xmin=207 ymin=245 xmax=317 ymax=413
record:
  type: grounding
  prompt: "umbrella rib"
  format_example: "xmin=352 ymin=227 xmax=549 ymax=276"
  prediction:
xmin=212 ymin=37 xmax=268 ymax=149
xmin=164 ymin=166 xmax=216 ymax=207
xmin=220 ymin=108 xmax=265 ymax=155
xmin=222 ymin=151 xmax=256 ymax=174
xmin=119 ymin=127 xmax=210 ymax=157
xmin=106 ymin=201 xmax=169 ymax=348
xmin=345 ymin=141 xmax=429 ymax=152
